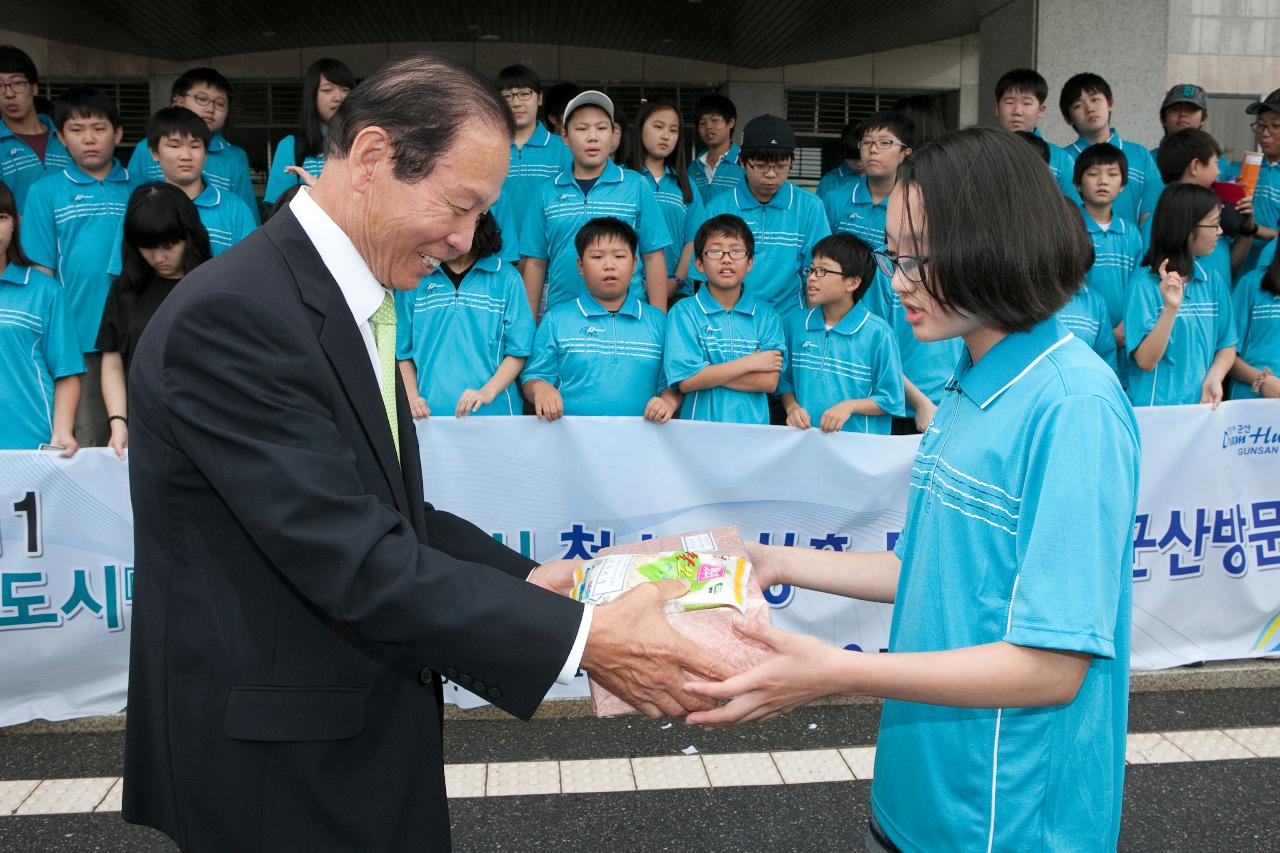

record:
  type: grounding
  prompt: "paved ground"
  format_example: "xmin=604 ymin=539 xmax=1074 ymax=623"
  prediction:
xmin=2 ymin=688 xmax=1278 ymax=852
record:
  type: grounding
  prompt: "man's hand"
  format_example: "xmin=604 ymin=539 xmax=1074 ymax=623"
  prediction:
xmin=528 ymin=559 xmax=577 ymax=595
xmin=580 ymin=578 xmax=736 ymax=718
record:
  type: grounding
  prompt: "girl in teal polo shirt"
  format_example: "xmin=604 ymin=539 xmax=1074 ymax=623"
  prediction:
xmin=1125 ymin=183 xmax=1237 ymax=407
xmin=685 ymin=127 xmax=1140 ymax=853
xmin=1229 ymin=245 xmax=1280 ymax=399
xmin=0 ymin=180 xmax=82 ymax=453
xmin=263 ymin=58 xmax=354 ymax=206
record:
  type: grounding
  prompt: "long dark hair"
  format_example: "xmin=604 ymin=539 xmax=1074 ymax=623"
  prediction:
xmin=625 ymin=99 xmax=693 ymax=204
xmin=120 ymin=183 xmax=211 ymax=293
xmin=896 ymin=126 xmax=1093 ymax=332
xmin=296 ymin=58 xmax=355 ymax=164
xmin=0 ymin=181 xmax=33 ymax=267
xmin=1141 ymin=183 xmax=1219 ymax=280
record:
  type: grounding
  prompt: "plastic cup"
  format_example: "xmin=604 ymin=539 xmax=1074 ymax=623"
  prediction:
xmin=1239 ymin=150 xmax=1263 ymax=196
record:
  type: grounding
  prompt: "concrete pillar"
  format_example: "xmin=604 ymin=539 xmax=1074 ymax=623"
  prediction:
xmin=723 ymin=80 xmax=785 ymax=137
xmin=149 ymin=74 xmax=178 ymax=114
xmin=978 ymin=0 xmax=1171 ymax=148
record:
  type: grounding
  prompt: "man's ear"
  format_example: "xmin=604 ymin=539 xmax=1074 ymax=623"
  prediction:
xmin=348 ymin=125 xmax=391 ymax=191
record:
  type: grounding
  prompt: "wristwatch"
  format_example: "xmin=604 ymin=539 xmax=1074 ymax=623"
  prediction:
xmin=1239 ymin=221 xmax=1260 ymax=238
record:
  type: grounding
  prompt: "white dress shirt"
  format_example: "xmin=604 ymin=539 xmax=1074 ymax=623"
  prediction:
xmin=288 ymin=188 xmax=590 ymax=686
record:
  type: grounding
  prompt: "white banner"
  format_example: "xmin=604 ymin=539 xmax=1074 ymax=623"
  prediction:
xmin=2 ymin=401 xmax=1279 ymax=724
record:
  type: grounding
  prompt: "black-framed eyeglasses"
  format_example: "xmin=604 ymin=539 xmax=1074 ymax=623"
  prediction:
xmin=745 ymin=160 xmax=791 ymax=176
xmin=859 ymin=138 xmax=905 ymax=152
xmin=873 ymin=248 xmax=930 ymax=284
xmin=0 ymin=80 xmax=31 ymax=94
xmin=502 ymin=89 xmax=536 ymax=103
xmin=804 ymin=265 xmax=847 ymax=279
xmin=702 ymin=248 xmax=750 ymax=260
xmin=188 ymin=91 xmax=229 ymax=111
xmin=1251 ymin=121 xmax=1280 ymax=135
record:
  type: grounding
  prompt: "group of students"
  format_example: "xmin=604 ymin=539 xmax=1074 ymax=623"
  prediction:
xmin=2 ymin=43 xmax=1279 ymax=457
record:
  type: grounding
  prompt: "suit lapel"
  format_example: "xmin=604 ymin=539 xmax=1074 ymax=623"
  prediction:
xmin=265 ymin=209 xmax=412 ymax=516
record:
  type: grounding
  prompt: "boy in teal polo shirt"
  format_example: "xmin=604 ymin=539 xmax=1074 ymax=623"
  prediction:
xmin=815 ymin=121 xmax=861 ymax=202
xmin=127 ymin=68 xmax=258 ymax=223
xmin=823 ymin=111 xmax=913 ymax=247
xmin=0 ymin=181 xmax=82 ymax=452
xmin=1074 ymin=143 xmax=1144 ymax=373
xmin=522 ymin=218 xmax=680 ymax=420
xmin=691 ymin=94 xmax=745 ymax=203
xmin=685 ymin=127 xmax=1139 ymax=853
xmin=665 ymin=214 xmax=787 ymax=424
xmin=779 ymin=234 xmax=903 ymax=434
xmin=1243 ymin=91 xmax=1280 ymax=273
xmin=0 ymin=45 xmax=71 ymax=209
xmin=993 ymin=68 xmax=1079 ymax=202
xmin=110 ymin=107 xmax=254 ymax=269
xmin=693 ymin=114 xmax=831 ymax=323
xmin=1060 ymin=72 xmax=1163 ymax=225
xmin=496 ymin=64 xmax=571 ymax=249
xmin=519 ymin=91 xmax=670 ymax=315
xmin=396 ymin=210 xmax=532 ymax=418
xmin=1153 ymin=84 xmax=1237 ymax=180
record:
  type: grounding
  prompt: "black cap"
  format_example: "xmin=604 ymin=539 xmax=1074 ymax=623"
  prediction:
xmin=741 ymin=114 xmax=795 ymax=151
xmin=1246 ymin=88 xmax=1280 ymax=116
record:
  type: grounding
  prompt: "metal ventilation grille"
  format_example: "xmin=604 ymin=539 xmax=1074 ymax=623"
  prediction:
xmin=786 ymin=89 xmax=895 ymax=136
xmin=46 ymin=80 xmax=152 ymax=147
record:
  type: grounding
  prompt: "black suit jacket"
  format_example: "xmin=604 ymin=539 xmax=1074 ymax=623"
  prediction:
xmin=121 ymin=209 xmax=583 ymax=852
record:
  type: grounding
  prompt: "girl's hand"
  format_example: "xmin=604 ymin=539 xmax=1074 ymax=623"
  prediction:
xmin=819 ymin=401 xmax=857 ymax=433
xmin=683 ymin=619 xmax=847 ymax=727
xmin=643 ymin=395 xmax=675 ymax=423
xmin=1262 ymin=374 xmax=1280 ymax=399
xmin=50 ymin=428 xmax=79 ymax=458
xmin=408 ymin=396 xmax=430 ymax=419
xmin=913 ymin=398 xmax=937 ymax=433
xmin=455 ymin=388 xmax=494 ymax=417
xmin=108 ymin=420 xmax=128 ymax=460
xmin=1200 ymin=375 xmax=1224 ymax=409
xmin=786 ymin=405 xmax=811 ymax=430
xmin=283 ymin=166 xmax=318 ymax=188
xmin=1158 ymin=259 xmax=1185 ymax=311
xmin=1235 ymin=194 xmax=1254 ymax=223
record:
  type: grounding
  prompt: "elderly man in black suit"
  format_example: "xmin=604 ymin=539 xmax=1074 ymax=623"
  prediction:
xmin=122 ymin=53 xmax=726 ymax=852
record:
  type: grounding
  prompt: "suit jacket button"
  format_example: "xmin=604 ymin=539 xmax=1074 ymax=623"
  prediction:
xmin=472 ymin=681 xmax=486 ymax=694
xmin=421 ymin=667 xmax=435 ymax=684
xmin=458 ymin=674 xmax=473 ymax=686
xmin=487 ymin=686 xmax=502 ymax=700
xmin=444 ymin=667 xmax=458 ymax=680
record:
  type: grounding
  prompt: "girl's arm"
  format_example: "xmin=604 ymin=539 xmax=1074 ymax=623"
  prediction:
xmin=100 ymin=351 xmax=128 ymax=458
xmin=520 ymin=258 xmax=548 ymax=320
xmin=51 ymin=375 xmax=80 ymax=458
xmin=1133 ymin=260 xmax=1184 ymax=372
xmin=456 ymin=355 xmax=526 ymax=416
xmin=642 ymin=250 xmax=669 ymax=313
xmin=675 ymin=243 xmax=694 ymax=282
xmin=749 ymin=543 xmax=899 ymax=603
xmin=1230 ymin=356 xmax=1280 ymax=398
xmin=1200 ymin=346 xmax=1237 ymax=407
xmin=397 ymin=360 xmax=429 ymax=419
xmin=903 ymin=377 xmax=936 ymax=432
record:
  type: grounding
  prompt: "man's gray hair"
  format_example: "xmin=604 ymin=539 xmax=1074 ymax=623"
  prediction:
xmin=326 ymin=53 xmax=515 ymax=182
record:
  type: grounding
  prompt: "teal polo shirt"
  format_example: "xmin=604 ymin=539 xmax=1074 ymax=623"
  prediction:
xmin=634 ymin=165 xmax=705 ymax=295
xmin=1057 ymin=283 xmax=1118 ymax=372
xmin=264 ymin=135 xmax=324 ymax=206
xmin=874 ymin=318 xmax=1138 ymax=853
xmin=1228 ymin=267 xmax=1280 ymax=399
xmin=521 ymin=292 xmax=667 ymax=416
xmin=501 ymin=122 xmax=572 ymax=245
xmin=519 ymin=160 xmax=671 ymax=310
xmin=1244 ymin=156 xmax=1280 ymax=275
xmin=21 ymin=160 xmax=131 ymax=352
xmin=490 ymin=194 xmax=522 ymax=265
xmin=1080 ymin=207 xmax=1144 ymax=328
xmin=1032 ymin=127 xmax=1081 ymax=204
xmin=0 ymin=114 xmax=72 ymax=210
xmin=1067 ymin=130 xmax=1163 ymax=223
xmin=815 ymin=161 xmax=858 ymax=202
xmin=692 ymin=180 xmax=832 ymax=321
xmin=0 ymin=263 xmax=85 ymax=449
xmin=394 ymin=255 xmax=533 ymax=417
xmin=1124 ymin=260 xmax=1238 ymax=406
xmin=778 ymin=303 xmax=904 ymax=434
xmin=128 ymin=131 xmax=259 ymax=223
xmin=106 ymin=181 xmax=257 ymax=276
xmin=690 ymin=142 xmax=745 ymax=203
xmin=822 ymin=175 xmax=888 ymax=248
xmin=663 ymin=287 xmax=787 ymax=424
xmin=861 ymin=271 xmax=965 ymax=416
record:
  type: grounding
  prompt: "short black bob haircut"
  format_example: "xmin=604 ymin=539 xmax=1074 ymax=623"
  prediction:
xmin=496 ymin=64 xmax=542 ymax=93
xmin=861 ymin=110 xmax=917 ymax=151
xmin=297 ymin=58 xmax=356 ymax=162
xmin=0 ymin=180 xmax=33 ymax=267
xmin=1073 ymin=142 xmax=1128 ymax=187
xmin=146 ymin=106 xmax=211 ymax=151
xmin=694 ymin=94 xmax=736 ymax=125
xmin=53 ymin=86 xmax=119 ymax=130
xmin=810 ymin=233 xmax=875 ymax=304
xmin=171 ymin=67 xmax=233 ymax=100
xmin=120 ymin=183 xmax=212 ymax=293
xmin=1015 ymin=130 xmax=1051 ymax=163
xmin=1141 ymin=183 xmax=1219 ymax=280
xmin=471 ymin=209 xmax=504 ymax=260
xmin=895 ymin=126 xmax=1093 ymax=333
xmin=1155 ymin=128 xmax=1221 ymax=184
xmin=995 ymin=68 xmax=1049 ymax=104
xmin=0 ymin=45 xmax=38 ymax=84
xmin=1059 ymin=72 xmax=1113 ymax=123
xmin=327 ymin=53 xmax=514 ymax=184
xmin=694 ymin=213 xmax=755 ymax=259
xmin=574 ymin=216 xmax=637 ymax=257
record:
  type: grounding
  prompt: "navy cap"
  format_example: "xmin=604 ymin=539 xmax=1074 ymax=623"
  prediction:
xmin=1246 ymin=88 xmax=1280 ymax=116
xmin=741 ymin=114 xmax=795 ymax=151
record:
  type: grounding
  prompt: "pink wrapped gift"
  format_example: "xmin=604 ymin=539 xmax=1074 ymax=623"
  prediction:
xmin=588 ymin=527 xmax=774 ymax=717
